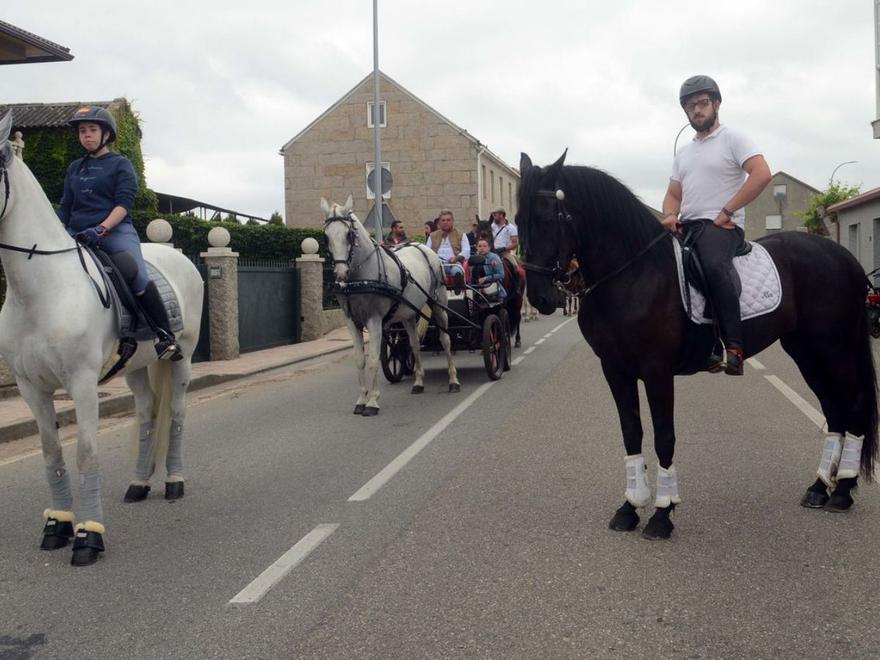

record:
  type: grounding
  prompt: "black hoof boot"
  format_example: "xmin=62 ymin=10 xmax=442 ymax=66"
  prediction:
xmin=362 ymin=406 xmax=379 ymax=417
xmin=411 ymin=385 xmax=424 ymax=394
xmin=449 ymin=383 xmax=461 ymax=393
xmin=70 ymin=530 xmax=105 ymax=567
xmin=642 ymin=505 xmax=675 ymax=540
xmin=40 ymin=519 xmax=74 ymax=551
xmin=609 ymin=501 xmax=640 ymax=532
xmin=353 ymin=404 xmax=365 ymax=415
xmin=826 ymin=477 xmax=857 ymax=512
xmin=123 ymin=484 xmax=151 ymax=503
xmin=514 ymin=338 xmax=521 ymax=348
xmin=165 ymin=481 xmax=185 ymax=500
xmin=800 ymin=478 xmax=829 ymax=509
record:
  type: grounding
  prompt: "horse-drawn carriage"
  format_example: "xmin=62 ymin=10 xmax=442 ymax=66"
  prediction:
xmin=380 ymin=264 xmax=513 ymax=383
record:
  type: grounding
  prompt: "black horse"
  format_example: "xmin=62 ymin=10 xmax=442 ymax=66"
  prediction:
xmin=517 ymin=150 xmax=878 ymax=539
xmin=474 ymin=219 xmax=525 ymax=348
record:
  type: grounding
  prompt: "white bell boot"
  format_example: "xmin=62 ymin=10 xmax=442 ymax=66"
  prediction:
xmin=816 ymin=434 xmax=843 ymax=487
xmin=624 ymin=454 xmax=651 ymax=507
xmin=655 ymin=465 xmax=682 ymax=508
xmin=836 ymin=433 xmax=863 ymax=480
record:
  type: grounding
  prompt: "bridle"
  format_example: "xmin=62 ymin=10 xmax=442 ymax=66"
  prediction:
xmin=520 ymin=185 xmax=668 ymax=296
xmin=323 ymin=210 xmax=359 ymax=270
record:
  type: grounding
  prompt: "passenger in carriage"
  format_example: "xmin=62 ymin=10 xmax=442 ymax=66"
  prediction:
xmin=383 ymin=219 xmax=409 ymax=247
xmin=426 ymin=209 xmax=469 ymax=294
xmin=56 ymin=105 xmax=183 ymax=361
xmin=471 ymin=238 xmax=507 ymax=302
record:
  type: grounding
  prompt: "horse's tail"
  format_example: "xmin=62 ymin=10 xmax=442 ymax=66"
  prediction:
xmin=147 ymin=360 xmax=174 ymax=467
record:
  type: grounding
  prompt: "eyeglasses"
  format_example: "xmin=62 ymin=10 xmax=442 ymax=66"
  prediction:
xmin=685 ymin=98 xmax=713 ymax=113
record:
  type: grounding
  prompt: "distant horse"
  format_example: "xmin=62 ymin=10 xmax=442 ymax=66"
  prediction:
xmin=517 ymin=150 xmax=878 ymax=539
xmin=0 ymin=112 xmax=204 ymax=565
xmin=322 ymin=196 xmax=459 ymax=416
xmin=474 ymin=220 xmax=525 ymax=347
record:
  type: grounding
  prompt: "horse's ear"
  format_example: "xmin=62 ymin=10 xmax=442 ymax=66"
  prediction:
xmin=520 ymin=152 xmax=533 ymax=173
xmin=320 ymin=197 xmax=331 ymax=216
xmin=545 ymin=148 xmax=568 ymax=181
xmin=344 ymin=194 xmax=353 ymax=212
xmin=551 ymin=149 xmax=568 ymax=170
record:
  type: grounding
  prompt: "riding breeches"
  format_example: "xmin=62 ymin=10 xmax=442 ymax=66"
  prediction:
xmin=684 ymin=220 xmax=745 ymax=348
xmin=76 ymin=223 xmax=151 ymax=293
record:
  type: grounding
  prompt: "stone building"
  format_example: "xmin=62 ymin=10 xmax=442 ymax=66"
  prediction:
xmin=743 ymin=171 xmax=821 ymax=240
xmin=280 ymin=71 xmax=519 ymax=235
xmin=828 ymin=186 xmax=880 ymax=282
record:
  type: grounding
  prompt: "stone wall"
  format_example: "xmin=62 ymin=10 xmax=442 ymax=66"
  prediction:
xmin=284 ymin=75 xmax=518 ymax=237
xmin=744 ymin=172 xmax=819 ymax=240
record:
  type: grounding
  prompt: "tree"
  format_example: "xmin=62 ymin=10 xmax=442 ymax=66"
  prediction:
xmin=268 ymin=211 xmax=284 ymax=225
xmin=798 ymin=181 xmax=860 ymax=235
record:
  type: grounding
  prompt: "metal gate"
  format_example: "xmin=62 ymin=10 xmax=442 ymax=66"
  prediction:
xmin=237 ymin=258 xmax=301 ymax=352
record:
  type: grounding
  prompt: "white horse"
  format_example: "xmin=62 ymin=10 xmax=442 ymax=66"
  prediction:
xmin=0 ymin=112 xmax=203 ymax=566
xmin=321 ymin=196 xmax=459 ymax=415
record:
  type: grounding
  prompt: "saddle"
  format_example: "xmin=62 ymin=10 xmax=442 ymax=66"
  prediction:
xmin=87 ymin=248 xmax=184 ymax=382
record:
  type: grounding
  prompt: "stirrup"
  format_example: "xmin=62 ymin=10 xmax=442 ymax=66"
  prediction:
xmin=706 ymin=338 xmax=726 ymax=373
xmin=155 ymin=337 xmax=183 ymax=361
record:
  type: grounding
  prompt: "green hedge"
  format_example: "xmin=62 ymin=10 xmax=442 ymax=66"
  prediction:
xmin=131 ymin=211 xmax=327 ymax=261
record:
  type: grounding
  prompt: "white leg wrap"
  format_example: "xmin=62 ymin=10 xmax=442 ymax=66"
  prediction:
xmin=655 ymin=465 xmax=682 ymax=508
xmin=817 ymin=434 xmax=843 ymax=487
xmin=624 ymin=454 xmax=651 ymax=507
xmin=836 ymin=433 xmax=863 ymax=480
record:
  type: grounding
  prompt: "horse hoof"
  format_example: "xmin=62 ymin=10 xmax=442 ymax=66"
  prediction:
xmin=353 ymin=404 xmax=366 ymax=415
xmin=825 ymin=492 xmax=854 ymax=512
xmin=642 ymin=515 xmax=674 ymax=540
xmin=70 ymin=530 xmax=105 ymax=567
xmin=449 ymin=383 xmax=461 ymax=393
xmin=165 ymin=481 xmax=185 ymax=500
xmin=411 ymin=385 xmax=424 ymax=394
xmin=514 ymin=339 xmax=521 ymax=348
xmin=123 ymin=484 xmax=151 ymax=503
xmin=362 ymin=406 xmax=379 ymax=417
xmin=40 ymin=519 xmax=74 ymax=551
xmin=800 ymin=488 xmax=829 ymax=509
xmin=609 ymin=503 xmax=639 ymax=532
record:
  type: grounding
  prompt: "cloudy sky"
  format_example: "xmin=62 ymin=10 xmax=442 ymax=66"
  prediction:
xmin=5 ymin=1 xmax=878 ymax=219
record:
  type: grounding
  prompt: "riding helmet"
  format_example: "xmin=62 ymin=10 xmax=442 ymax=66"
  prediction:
xmin=69 ymin=105 xmax=117 ymax=143
xmin=679 ymin=75 xmax=722 ymax=107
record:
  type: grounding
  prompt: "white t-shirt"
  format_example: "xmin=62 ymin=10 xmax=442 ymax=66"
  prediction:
xmin=671 ymin=124 xmax=761 ymax=229
xmin=428 ymin=232 xmax=470 ymax=262
xmin=492 ymin=222 xmax=518 ymax=250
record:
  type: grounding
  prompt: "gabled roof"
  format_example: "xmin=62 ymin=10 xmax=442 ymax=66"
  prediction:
xmin=279 ymin=70 xmax=518 ymax=178
xmin=771 ymin=170 xmax=821 ymax=194
xmin=0 ymin=20 xmax=73 ymax=65
xmin=828 ymin=186 xmax=880 ymax=213
xmin=0 ymin=99 xmax=134 ymax=132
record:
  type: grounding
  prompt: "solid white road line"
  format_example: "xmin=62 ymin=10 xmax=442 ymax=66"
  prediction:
xmin=523 ymin=346 xmax=536 ymax=355
xmin=229 ymin=523 xmax=339 ymax=604
xmin=747 ymin=357 xmax=766 ymax=370
xmin=764 ymin=375 xmax=825 ymax=429
xmin=348 ymin=381 xmax=496 ymax=501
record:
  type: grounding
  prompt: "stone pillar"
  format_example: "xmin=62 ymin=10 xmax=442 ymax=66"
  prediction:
xmin=296 ymin=237 xmax=325 ymax=342
xmin=200 ymin=227 xmax=239 ymax=360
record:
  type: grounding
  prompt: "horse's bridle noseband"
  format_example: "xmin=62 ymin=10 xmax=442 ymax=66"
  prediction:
xmin=323 ymin=211 xmax=359 ymax=270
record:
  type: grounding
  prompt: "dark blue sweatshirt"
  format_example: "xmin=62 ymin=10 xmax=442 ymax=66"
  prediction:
xmin=57 ymin=152 xmax=138 ymax=233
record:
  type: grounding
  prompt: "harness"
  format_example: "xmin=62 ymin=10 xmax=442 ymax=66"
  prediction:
xmin=521 ymin=187 xmax=668 ymax=296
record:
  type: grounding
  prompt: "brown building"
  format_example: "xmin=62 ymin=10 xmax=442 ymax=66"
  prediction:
xmin=280 ymin=71 xmax=518 ymax=234
xmin=743 ymin=171 xmax=822 ymax=240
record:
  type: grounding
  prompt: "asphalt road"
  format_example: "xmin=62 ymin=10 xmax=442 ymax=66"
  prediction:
xmin=1 ymin=313 xmax=879 ymax=659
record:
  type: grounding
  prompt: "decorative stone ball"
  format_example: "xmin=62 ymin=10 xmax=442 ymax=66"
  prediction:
xmin=208 ymin=226 xmax=231 ymax=248
xmin=146 ymin=218 xmax=173 ymax=243
xmin=301 ymin=237 xmax=320 ymax=255
xmin=556 ymin=189 xmax=565 ymax=201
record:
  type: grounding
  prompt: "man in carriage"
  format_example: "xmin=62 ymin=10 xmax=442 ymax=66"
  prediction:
xmin=426 ymin=209 xmax=469 ymax=293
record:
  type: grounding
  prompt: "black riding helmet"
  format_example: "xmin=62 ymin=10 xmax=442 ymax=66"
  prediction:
xmin=679 ymin=75 xmax=722 ymax=107
xmin=69 ymin=106 xmax=117 ymax=154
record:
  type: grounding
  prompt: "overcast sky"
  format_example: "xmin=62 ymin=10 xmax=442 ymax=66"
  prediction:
xmin=5 ymin=1 xmax=878 ymax=220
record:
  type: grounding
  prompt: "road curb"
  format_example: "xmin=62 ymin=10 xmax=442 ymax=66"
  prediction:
xmin=0 ymin=341 xmax=355 ymax=446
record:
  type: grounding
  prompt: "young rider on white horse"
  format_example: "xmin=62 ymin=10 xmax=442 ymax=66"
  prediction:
xmin=57 ymin=105 xmax=182 ymax=361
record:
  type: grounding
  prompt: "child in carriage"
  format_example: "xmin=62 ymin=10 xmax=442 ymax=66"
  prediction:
xmin=468 ymin=238 xmax=507 ymax=302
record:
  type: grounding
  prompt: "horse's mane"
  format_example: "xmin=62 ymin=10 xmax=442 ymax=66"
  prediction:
xmin=519 ymin=163 xmax=667 ymax=269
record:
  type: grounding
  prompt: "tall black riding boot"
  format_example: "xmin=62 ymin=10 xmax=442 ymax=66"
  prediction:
xmin=138 ymin=281 xmax=183 ymax=361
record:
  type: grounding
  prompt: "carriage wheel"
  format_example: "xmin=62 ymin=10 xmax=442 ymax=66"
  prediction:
xmin=380 ymin=329 xmax=412 ymax=383
xmin=499 ymin=308 xmax=512 ymax=372
xmin=482 ymin=314 xmax=506 ymax=381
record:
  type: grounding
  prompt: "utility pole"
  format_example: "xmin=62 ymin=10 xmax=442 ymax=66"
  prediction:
xmin=372 ymin=0 xmax=383 ymax=237
xmin=874 ymin=0 xmax=880 ymax=137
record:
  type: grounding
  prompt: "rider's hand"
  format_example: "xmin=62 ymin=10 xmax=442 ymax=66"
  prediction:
xmin=661 ymin=214 xmax=680 ymax=234
xmin=75 ymin=225 xmax=108 ymax=247
xmin=713 ymin=213 xmax=736 ymax=230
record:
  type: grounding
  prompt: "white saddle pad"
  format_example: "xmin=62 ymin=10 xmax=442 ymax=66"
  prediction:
xmin=673 ymin=240 xmax=782 ymax=325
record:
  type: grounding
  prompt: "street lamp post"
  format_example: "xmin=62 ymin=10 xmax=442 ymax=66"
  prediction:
xmin=830 ymin=160 xmax=857 ymax=184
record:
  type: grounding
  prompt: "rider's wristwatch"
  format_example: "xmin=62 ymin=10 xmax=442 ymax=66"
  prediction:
xmin=721 ymin=207 xmax=735 ymax=220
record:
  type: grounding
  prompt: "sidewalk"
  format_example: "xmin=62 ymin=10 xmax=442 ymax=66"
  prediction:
xmin=0 ymin=326 xmax=358 ymax=445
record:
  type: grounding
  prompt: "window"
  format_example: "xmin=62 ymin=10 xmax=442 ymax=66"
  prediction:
xmin=367 ymin=101 xmax=386 ymax=128
xmin=773 ymin=184 xmax=787 ymax=198
xmin=848 ymin=223 xmax=860 ymax=257
xmin=765 ymin=215 xmax=782 ymax=230
xmin=509 ymin=182 xmax=513 ymax=210
xmin=498 ymin=176 xmax=503 ymax=206
xmin=490 ymin=170 xmax=495 ymax=204
xmin=482 ymin=165 xmax=486 ymax=199
xmin=365 ymin=161 xmax=391 ymax=200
